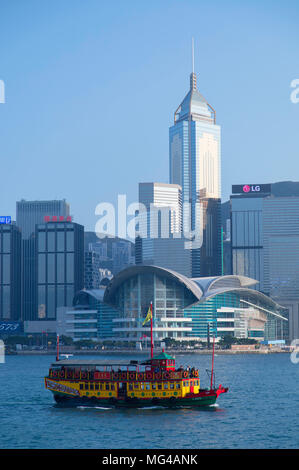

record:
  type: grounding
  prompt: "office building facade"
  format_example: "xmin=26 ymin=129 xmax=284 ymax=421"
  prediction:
xmin=36 ymin=220 xmax=84 ymax=321
xmin=16 ymin=199 xmax=71 ymax=321
xmin=0 ymin=223 xmax=22 ymax=320
xmin=230 ymin=181 xmax=299 ymax=340
xmin=136 ymin=182 xmax=192 ymax=277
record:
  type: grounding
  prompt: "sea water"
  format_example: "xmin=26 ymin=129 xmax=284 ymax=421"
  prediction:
xmin=0 ymin=353 xmax=298 ymax=449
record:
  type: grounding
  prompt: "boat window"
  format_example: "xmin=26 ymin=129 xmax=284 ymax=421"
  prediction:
xmin=84 ymin=383 xmax=89 ymax=390
xmin=176 ymin=383 xmax=180 ymax=389
xmin=146 ymin=383 xmax=150 ymax=390
xmin=152 ymin=383 xmax=157 ymax=390
xmin=105 ymin=384 xmax=109 ymax=391
xmin=141 ymin=383 xmax=145 ymax=390
xmin=134 ymin=383 xmax=139 ymax=389
xmin=90 ymin=383 xmax=94 ymax=390
xmin=170 ymin=383 xmax=174 ymax=389
xmin=80 ymin=384 xmax=84 ymax=390
xmin=111 ymin=384 xmax=115 ymax=391
xmin=95 ymin=384 xmax=99 ymax=390
xmin=100 ymin=384 xmax=103 ymax=390
xmin=158 ymin=384 xmax=162 ymax=390
xmin=185 ymin=381 xmax=189 ymax=387
xmin=129 ymin=384 xmax=133 ymax=391
xmin=164 ymin=383 xmax=168 ymax=389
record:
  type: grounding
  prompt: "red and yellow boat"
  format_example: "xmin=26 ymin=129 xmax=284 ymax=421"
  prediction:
xmin=44 ymin=349 xmax=228 ymax=408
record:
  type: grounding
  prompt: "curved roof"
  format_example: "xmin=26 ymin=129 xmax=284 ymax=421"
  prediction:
xmin=192 ymin=275 xmax=258 ymax=296
xmin=79 ymin=265 xmax=286 ymax=320
xmin=103 ymin=265 xmax=204 ymax=304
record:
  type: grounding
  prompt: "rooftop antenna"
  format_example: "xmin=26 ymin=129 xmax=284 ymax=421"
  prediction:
xmin=190 ymin=37 xmax=196 ymax=90
xmin=192 ymin=37 xmax=195 ymax=74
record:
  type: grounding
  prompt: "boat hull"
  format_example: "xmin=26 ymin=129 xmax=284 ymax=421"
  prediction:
xmin=52 ymin=391 xmax=220 ymax=408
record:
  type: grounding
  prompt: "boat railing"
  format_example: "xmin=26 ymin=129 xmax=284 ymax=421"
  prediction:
xmin=49 ymin=367 xmax=199 ymax=382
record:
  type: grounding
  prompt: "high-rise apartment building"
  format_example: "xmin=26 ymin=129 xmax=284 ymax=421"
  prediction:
xmin=0 ymin=222 xmax=21 ymax=320
xmin=169 ymin=69 xmax=221 ymax=277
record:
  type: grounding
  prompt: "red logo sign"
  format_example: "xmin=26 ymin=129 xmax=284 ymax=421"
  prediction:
xmin=243 ymin=185 xmax=251 ymax=193
xmin=44 ymin=216 xmax=72 ymax=222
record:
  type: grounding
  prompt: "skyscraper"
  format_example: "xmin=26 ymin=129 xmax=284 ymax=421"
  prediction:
xmin=16 ymin=199 xmax=71 ymax=321
xmin=16 ymin=199 xmax=70 ymax=240
xmin=169 ymin=59 xmax=221 ymax=277
xmin=0 ymin=222 xmax=21 ymax=320
xmin=136 ymin=182 xmax=192 ymax=277
xmin=230 ymin=181 xmax=299 ymax=341
xmin=36 ymin=219 xmax=84 ymax=321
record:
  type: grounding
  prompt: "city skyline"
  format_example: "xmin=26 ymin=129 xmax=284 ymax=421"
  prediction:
xmin=0 ymin=1 xmax=298 ymax=232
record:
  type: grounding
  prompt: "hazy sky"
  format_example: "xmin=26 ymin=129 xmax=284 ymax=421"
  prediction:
xmin=0 ymin=0 xmax=298 ymax=232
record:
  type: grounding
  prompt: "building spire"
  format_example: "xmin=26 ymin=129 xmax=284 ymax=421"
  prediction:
xmin=190 ymin=37 xmax=197 ymax=90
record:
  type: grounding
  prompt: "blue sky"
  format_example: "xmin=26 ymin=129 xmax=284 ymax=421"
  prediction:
xmin=0 ymin=0 xmax=298 ymax=232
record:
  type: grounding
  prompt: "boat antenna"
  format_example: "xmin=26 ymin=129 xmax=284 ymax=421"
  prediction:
xmin=56 ymin=334 xmax=60 ymax=361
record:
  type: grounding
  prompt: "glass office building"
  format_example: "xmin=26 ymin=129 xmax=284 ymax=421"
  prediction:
xmin=230 ymin=182 xmax=299 ymax=340
xmin=169 ymin=71 xmax=221 ymax=277
xmin=16 ymin=199 xmax=70 ymax=321
xmin=36 ymin=220 xmax=84 ymax=320
xmin=0 ymin=223 xmax=21 ymax=320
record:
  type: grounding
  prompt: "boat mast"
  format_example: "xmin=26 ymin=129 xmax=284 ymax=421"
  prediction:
xmin=56 ymin=334 xmax=60 ymax=361
xmin=210 ymin=335 xmax=215 ymax=390
xmin=150 ymin=301 xmax=153 ymax=359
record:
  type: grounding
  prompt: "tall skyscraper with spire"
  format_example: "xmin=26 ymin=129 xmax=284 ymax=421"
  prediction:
xmin=169 ymin=44 xmax=222 ymax=277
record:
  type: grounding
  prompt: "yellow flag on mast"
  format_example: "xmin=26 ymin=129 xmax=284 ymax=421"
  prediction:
xmin=142 ymin=303 xmax=152 ymax=326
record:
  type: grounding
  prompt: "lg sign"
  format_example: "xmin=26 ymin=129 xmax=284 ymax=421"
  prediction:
xmin=232 ymin=184 xmax=271 ymax=195
xmin=243 ymin=185 xmax=260 ymax=193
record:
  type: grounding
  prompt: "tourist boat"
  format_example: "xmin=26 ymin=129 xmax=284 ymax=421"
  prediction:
xmin=44 ymin=336 xmax=228 ymax=408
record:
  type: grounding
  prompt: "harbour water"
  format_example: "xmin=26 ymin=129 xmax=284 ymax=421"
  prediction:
xmin=0 ymin=353 xmax=299 ymax=449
